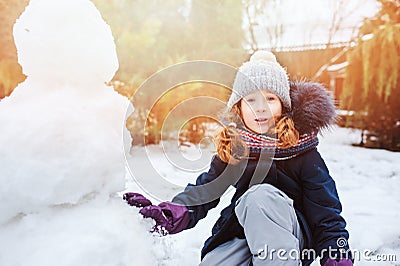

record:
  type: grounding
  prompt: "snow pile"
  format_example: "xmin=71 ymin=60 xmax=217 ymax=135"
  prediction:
xmin=0 ymin=0 xmax=127 ymax=223
xmin=13 ymin=0 xmax=118 ymax=87
xmin=0 ymin=199 xmax=158 ymax=266
xmin=0 ymin=0 xmax=160 ymax=264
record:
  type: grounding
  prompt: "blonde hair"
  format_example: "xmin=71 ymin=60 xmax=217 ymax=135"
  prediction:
xmin=214 ymin=102 xmax=299 ymax=164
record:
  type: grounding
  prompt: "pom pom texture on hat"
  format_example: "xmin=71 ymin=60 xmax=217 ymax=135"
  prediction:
xmin=249 ymin=50 xmax=278 ymax=63
xmin=228 ymin=50 xmax=291 ymax=109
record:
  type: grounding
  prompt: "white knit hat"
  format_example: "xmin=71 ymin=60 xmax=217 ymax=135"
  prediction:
xmin=228 ymin=50 xmax=291 ymax=109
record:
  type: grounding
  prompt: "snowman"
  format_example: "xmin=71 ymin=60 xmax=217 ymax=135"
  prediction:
xmin=0 ymin=0 xmax=158 ymax=264
xmin=0 ymin=0 xmax=129 ymax=223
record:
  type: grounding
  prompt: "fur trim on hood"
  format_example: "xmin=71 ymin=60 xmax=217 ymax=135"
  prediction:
xmin=288 ymin=80 xmax=337 ymax=135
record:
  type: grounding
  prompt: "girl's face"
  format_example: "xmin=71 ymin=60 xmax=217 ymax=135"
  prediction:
xmin=240 ymin=90 xmax=282 ymax=134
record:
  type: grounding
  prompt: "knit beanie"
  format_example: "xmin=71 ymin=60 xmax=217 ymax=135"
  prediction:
xmin=228 ymin=50 xmax=291 ymax=109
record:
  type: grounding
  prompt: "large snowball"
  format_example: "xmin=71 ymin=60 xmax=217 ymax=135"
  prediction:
xmin=0 ymin=0 xmax=129 ymax=224
xmin=13 ymin=0 xmax=118 ymax=87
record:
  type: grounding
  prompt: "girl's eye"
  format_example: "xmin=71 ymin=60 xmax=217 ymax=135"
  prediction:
xmin=245 ymin=98 xmax=255 ymax=103
xmin=266 ymin=96 xmax=277 ymax=101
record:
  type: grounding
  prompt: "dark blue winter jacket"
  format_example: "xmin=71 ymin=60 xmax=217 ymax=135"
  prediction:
xmin=172 ymin=147 xmax=350 ymax=265
xmin=172 ymin=80 xmax=352 ymax=265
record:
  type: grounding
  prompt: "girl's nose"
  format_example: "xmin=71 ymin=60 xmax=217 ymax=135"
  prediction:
xmin=255 ymin=100 xmax=268 ymax=113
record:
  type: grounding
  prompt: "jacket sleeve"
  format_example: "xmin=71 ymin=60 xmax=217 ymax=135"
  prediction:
xmin=172 ymin=155 xmax=240 ymax=229
xmin=299 ymin=149 xmax=351 ymax=263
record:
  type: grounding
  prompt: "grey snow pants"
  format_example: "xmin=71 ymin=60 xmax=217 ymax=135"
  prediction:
xmin=199 ymin=184 xmax=303 ymax=266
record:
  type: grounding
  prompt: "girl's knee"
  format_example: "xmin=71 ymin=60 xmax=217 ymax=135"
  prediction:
xmin=237 ymin=184 xmax=291 ymax=206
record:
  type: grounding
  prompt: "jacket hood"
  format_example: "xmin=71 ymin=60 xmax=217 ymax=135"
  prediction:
xmin=288 ymin=80 xmax=337 ymax=135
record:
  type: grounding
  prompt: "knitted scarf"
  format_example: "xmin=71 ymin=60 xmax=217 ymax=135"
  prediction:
xmin=237 ymin=128 xmax=319 ymax=160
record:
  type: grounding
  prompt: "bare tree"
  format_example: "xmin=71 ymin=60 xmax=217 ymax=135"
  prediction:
xmin=313 ymin=0 xmax=367 ymax=80
xmin=243 ymin=1 xmax=259 ymax=52
xmin=243 ymin=0 xmax=285 ymax=52
xmin=327 ymin=0 xmax=365 ymax=46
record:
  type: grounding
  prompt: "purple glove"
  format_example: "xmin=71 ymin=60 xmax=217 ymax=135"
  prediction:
xmin=323 ymin=258 xmax=353 ymax=266
xmin=123 ymin=192 xmax=152 ymax=207
xmin=139 ymin=202 xmax=190 ymax=235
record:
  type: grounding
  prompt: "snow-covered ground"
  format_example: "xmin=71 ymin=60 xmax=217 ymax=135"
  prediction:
xmin=122 ymin=127 xmax=400 ymax=266
xmin=1 ymin=127 xmax=399 ymax=265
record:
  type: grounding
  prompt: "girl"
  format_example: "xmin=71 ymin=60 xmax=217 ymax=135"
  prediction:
xmin=124 ymin=51 xmax=353 ymax=266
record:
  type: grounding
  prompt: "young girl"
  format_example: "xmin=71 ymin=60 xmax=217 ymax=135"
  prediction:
xmin=124 ymin=51 xmax=353 ymax=266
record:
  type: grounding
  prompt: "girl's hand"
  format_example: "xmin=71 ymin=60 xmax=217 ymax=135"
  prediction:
xmin=123 ymin=192 xmax=152 ymax=207
xmin=123 ymin=192 xmax=190 ymax=235
xmin=139 ymin=202 xmax=190 ymax=235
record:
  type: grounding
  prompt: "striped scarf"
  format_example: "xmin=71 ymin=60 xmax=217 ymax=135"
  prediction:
xmin=237 ymin=128 xmax=319 ymax=160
